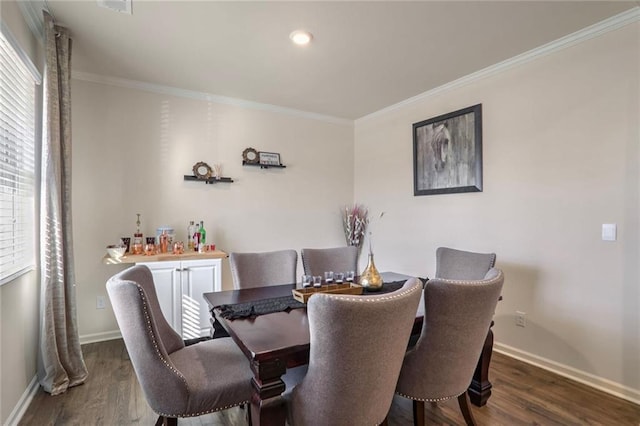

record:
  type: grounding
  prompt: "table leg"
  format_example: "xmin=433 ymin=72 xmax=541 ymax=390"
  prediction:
xmin=468 ymin=326 xmax=494 ymax=406
xmin=250 ymin=358 xmax=287 ymax=426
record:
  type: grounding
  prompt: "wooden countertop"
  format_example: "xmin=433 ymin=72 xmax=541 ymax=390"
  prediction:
xmin=102 ymin=249 xmax=228 ymax=265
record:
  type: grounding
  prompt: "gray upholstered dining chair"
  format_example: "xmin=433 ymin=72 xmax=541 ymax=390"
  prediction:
xmin=435 ymin=246 xmax=496 ymax=280
xmin=301 ymin=246 xmax=358 ymax=277
xmin=286 ymin=278 xmax=423 ymax=426
xmin=229 ymin=249 xmax=297 ymax=289
xmin=106 ymin=265 xmax=253 ymax=426
xmin=395 ymin=268 xmax=505 ymax=426
xmin=435 ymin=246 xmax=499 ymax=406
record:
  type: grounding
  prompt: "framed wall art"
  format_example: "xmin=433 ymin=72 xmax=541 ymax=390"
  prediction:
xmin=259 ymin=151 xmax=281 ymax=166
xmin=413 ymin=104 xmax=483 ymax=196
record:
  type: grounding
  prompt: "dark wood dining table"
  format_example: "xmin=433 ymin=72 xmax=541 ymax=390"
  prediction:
xmin=203 ymin=272 xmax=496 ymax=426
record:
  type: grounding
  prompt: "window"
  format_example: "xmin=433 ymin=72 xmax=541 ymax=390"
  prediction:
xmin=0 ymin=24 xmax=39 ymax=284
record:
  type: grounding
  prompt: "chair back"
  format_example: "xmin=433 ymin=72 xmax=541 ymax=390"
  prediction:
xmin=229 ymin=249 xmax=297 ymax=289
xmin=435 ymin=246 xmax=496 ymax=280
xmin=106 ymin=265 xmax=189 ymax=415
xmin=301 ymin=246 xmax=358 ymax=276
xmin=289 ymin=278 xmax=423 ymax=426
xmin=396 ymin=268 xmax=504 ymax=401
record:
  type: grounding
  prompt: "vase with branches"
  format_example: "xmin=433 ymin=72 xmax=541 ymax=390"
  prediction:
xmin=360 ymin=211 xmax=385 ymax=290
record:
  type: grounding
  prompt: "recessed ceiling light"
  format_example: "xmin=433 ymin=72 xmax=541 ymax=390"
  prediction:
xmin=290 ymin=30 xmax=312 ymax=46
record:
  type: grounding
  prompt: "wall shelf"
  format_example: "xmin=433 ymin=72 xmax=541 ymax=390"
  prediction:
xmin=184 ymin=175 xmax=234 ymax=184
xmin=242 ymin=161 xmax=287 ymax=169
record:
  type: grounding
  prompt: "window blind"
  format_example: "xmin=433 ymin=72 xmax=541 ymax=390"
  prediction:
xmin=0 ymin=28 xmax=37 ymax=284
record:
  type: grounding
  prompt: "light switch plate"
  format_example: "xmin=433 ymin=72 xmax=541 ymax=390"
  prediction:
xmin=602 ymin=224 xmax=617 ymax=241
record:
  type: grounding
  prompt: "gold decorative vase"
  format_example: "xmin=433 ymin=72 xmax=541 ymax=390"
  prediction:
xmin=360 ymin=252 xmax=383 ymax=291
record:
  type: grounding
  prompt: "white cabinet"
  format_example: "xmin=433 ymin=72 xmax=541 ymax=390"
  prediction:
xmin=139 ymin=260 xmax=181 ymax=333
xmin=137 ymin=258 xmax=222 ymax=339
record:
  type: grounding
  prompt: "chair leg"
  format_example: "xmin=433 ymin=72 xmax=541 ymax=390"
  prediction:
xmin=155 ymin=416 xmax=177 ymax=426
xmin=458 ymin=393 xmax=477 ymax=426
xmin=246 ymin=403 xmax=253 ymax=426
xmin=412 ymin=400 xmax=425 ymax=426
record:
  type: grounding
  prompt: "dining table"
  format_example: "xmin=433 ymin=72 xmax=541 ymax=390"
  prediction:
xmin=203 ymin=272 xmax=496 ymax=426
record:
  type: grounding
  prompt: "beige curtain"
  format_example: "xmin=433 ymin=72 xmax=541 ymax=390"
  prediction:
xmin=37 ymin=11 xmax=88 ymax=395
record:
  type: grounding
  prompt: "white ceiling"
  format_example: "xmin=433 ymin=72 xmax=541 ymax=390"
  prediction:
xmin=42 ymin=1 xmax=637 ymax=120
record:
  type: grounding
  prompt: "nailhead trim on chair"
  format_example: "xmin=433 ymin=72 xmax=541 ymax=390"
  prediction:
xmin=394 ymin=271 xmax=504 ymax=406
xmin=136 ymin=285 xmax=190 ymax=388
xmin=322 ymin=280 xmax=422 ymax=302
xmin=395 ymin=390 xmax=462 ymax=402
xmin=135 ymin=284 xmax=250 ymax=418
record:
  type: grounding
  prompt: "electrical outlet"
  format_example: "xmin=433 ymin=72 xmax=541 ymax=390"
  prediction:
xmin=515 ymin=311 xmax=526 ymax=327
xmin=96 ymin=295 xmax=106 ymax=310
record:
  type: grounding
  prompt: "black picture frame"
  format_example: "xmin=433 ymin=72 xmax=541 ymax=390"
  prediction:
xmin=413 ymin=104 xmax=483 ymax=196
xmin=259 ymin=151 xmax=281 ymax=166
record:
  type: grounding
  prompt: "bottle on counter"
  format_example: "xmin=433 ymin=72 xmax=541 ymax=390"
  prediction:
xmin=193 ymin=224 xmax=201 ymax=252
xmin=199 ymin=221 xmax=207 ymax=246
xmin=187 ymin=220 xmax=195 ymax=251
xmin=132 ymin=213 xmax=144 ymax=254
xmin=159 ymin=229 xmax=169 ymax=253
xmin=196 ymin=220 xmax=207 ymax=253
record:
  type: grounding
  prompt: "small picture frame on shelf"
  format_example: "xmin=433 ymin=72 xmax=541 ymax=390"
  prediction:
xmin=259 ymin=152 xmax=281 ymax=166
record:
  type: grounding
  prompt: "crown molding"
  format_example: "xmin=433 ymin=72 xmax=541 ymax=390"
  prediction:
xmin=16 ymin=0 xmax=46 ymax=42
xmin=71 ymin=71 xmax=353 ymax=126
xmin=357 ymin=6 xmax=640 ymax=123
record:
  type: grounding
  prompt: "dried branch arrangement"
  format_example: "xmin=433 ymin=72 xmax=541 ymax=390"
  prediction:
xmin=342 ymin=204 xmax=368 ymax=249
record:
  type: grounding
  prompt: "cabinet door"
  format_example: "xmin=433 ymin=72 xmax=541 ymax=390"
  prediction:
xmin=181 ymin=259 xmax=222 ymax=338
xmin=136 ymin=261 xmax=181 ymax=334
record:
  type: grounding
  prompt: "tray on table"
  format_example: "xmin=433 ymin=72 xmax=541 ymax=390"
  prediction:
xmin=292 ymin=282 xmax=363 ymax=303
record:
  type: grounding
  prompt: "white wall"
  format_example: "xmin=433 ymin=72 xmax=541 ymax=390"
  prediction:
xmin=354 ymin=21 xmax=639 ymax=400
xmin=0 ymin=1 xmax=42 ymax=424
xmin=71 ymin=79 xmax=354 ymax=340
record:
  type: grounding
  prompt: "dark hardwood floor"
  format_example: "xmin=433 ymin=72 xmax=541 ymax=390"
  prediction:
xmin=19 ymin=339 xmax=640 ymax=425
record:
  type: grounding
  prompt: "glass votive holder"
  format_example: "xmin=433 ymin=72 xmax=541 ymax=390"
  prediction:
xmin=346 ymin=270 xmax=355 ymax=282
xmin=132 ymin=242 xmax=143 ymax=255
xmin=173 ymin=241 xmax=184 ymax=254
xmin=324 ymin=271 xmax=334 ymax=284
xmin=313 ymin=276 xmax=322 ymax=288
xmin=334 ymin=272 xmax=344 ymax=284
xmin=144 ymin=243 xmax=156 ymax=256
xmin=302 ymin=275 xmax=312 ymax=288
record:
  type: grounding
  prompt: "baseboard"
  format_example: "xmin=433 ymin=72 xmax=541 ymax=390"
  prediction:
xmin=5 ymin=332 xmax=122 ymax=425
xmin=494 ymin=342 xmax=640 ymax=406
xmin=79 ymin=330 xmax=122 ymax=345
xmin=5 ymin=375 xmax=39 ymax=426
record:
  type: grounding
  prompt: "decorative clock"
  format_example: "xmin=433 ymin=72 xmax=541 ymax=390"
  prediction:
xmin=242 ymin=147 xmax=259 ymax=164
xmin=192 ymin=161 xmax=213 ymax=180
